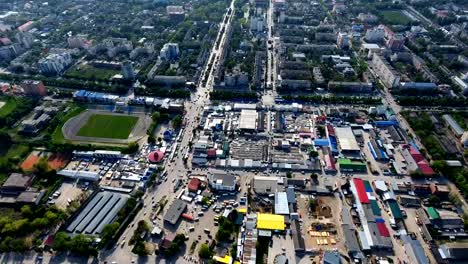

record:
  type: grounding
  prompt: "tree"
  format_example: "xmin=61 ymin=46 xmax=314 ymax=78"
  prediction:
xmin=310 ymin=173 xmax=319 ymax=180
xmin=198 ymin=244 xmax=211 ymax=259
xmin=0 ymin=130 xmax=12 ymax=147
xmin=20 ymin=205 xmax=33 ymax=218
xmin=309 ymin=199 xmax=317 ymax=211
xmin=286 ymin=172 xmax=293 ymax=178
xmin=172 ymin=115 xmax=183 ymax=129
xmin=101 ymin=222 xmax=120 ymax=241
xmin=309 ymin=150 xmax=319 ymax=158
xmin=428 ymin=195 xmax=440 ymax=206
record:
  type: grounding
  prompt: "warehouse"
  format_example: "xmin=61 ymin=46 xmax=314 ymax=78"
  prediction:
xmin=256 ymin=213 xmax=285 ymax=231
xmin=239 ymin=109 xmax=258 ymax=131
xmin=335 ymin=127 xmax=360 ymax=154
xmin=66 ymin=191 xmax=129 ymax=235
xmin=338 ymin=158 xmax=367 ymax=172
xmin=401 ymin=235 xmax=430 ymax=264
xmin=163 ymin=199 xmax=187 ymax=225
xmin=274 ymin=192 xmax=290 ymax=215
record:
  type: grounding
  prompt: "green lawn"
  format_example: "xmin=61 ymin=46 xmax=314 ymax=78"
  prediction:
xmin=52 ymin=106 xmax=85 ymax=143
xmin=64 ymin=64 xmax=119 ymax=81
xmin=77 ymin=114 xmax=138 ymax=139
xmin=0 ymin=97 xmax=17 ymax=117
xmin=381 ymin=10 xmax=412 ymax=25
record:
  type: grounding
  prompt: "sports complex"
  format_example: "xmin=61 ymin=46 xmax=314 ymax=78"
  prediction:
xmin=62 ymin=109 xmax=151 ymax=144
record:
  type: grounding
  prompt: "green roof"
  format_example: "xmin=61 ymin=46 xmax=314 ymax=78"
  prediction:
xmin=338 ymin=158 xmax=366 ymax=166
xmin=427 ymin=207 xmax=440 ymax=219
xmin=388 ymin=201 xmax=403 ymax=219
xmin=370 ymin=200 xmax=381 ymax=216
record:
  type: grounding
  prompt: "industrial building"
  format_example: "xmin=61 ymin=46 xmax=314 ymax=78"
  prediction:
xmin=442 ymin=114 xmax=465 ymax=137
xmin=338 ymin=158 xmax=367 ymax=172
xmin=66 ymin=191 xmax=129 ymax=235
xmin=239 ymin=109 xmax=258 ymax=131
xmin=274 ymin=192 xmax=289 ymax=215
xmin=335 ymin=127 xmax=360 ymax=154
xmin=256 ymin=213 xmax=285 ymax=231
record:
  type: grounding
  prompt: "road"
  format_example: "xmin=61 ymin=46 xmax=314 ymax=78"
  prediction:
xmin=100 ymin=0 xmax=238 ymax=263
xmin=262 ymin=0 xmax=278 ymax=106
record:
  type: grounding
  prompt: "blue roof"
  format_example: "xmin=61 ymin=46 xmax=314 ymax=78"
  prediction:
xmin=314 ymin=138 xmax=330 ymax=146
xmin=375 ymin=121 xmax=398 ymax=127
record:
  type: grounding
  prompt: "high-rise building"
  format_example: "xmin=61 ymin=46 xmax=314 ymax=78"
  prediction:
xmin=15 ymin=32 xmax=34 ymax=49
xmin=160 ymin=43 xmax=179 ymax=61
xmin=21 ymin=80 xmax=47 ymax=96
xmin=38 ymin=52 xmax=72 ymax=75
xmin=121 ymin=61 xmax=135 ymax=80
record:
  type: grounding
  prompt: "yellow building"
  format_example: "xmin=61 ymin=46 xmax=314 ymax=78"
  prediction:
xmin=256 ymin=213 xmax=285 ymax=230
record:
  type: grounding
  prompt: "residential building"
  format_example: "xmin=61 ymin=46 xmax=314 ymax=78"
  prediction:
xmin=18 ymin=21 xmax=34 ymax=32
xmin=442 ymin=114 xmax=465 ymax=137
xmin=358 ymin=13 xmax=378 ymax=23
xmin=365 ymin=25 xmax=385 ymax=42
xmin=250 ymin=16 xmax=265 ymax=32
xmin=371 ymin=54 xmax=400 ymax=88
xmin=15 ymin=32 xmax=34 ymax=49
xmin=68 ymin=34 xmax=89 ymax=49
xmin=386 ymin=34 xmax=405 ymax=50
xmin=20 ymin=80 xmax=47 ymax=96
xmin=399 ymin=82 xmax=437 ymax=91
xmin=160 ymin=43 xmax=179 ymax=61
xmin=337 ymin=32 xmax=350 ymax=49
xmin=166 ymin=6 xmax=185 ymax=21
xmin=328 ymin=82 xmax=373 ymax=93
xmin=121 ymin=60 xmax=135 ymax=80
xmin=38 ymin=52 xmax=72 ymax=75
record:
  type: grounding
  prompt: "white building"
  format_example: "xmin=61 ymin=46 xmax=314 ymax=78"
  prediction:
xmin=160 ymin=43 xmax=179 ymax=61
xmin=365 ymin=25 xmax=385 ymax=43
xmin=207 ymin=173 xmax=236 ymax=191
xmin=38 ymin=52 xmax=72 ymax=75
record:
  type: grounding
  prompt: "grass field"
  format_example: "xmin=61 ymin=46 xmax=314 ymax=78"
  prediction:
xmin=52 ymin=106 xmax=85 ymax=143
xmin=0 ymin=97 xmax=17 ymax=117
xmin=380 ymin=10 xmax=412 ymax=25
xmin=64 ymin=64 xmax=119 ymax=81
xmin=77 ymin=114 xmax=138 ymax=139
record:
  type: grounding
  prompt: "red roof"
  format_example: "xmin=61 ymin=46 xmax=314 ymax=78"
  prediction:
xmin=353 ymin=178 xmax=369 ymax=204
xmin=207 ymin=148 xmax=217 ymax=157
xmin=417 ymin=161 xmax=435 ymax=176
xmin=326 ymin=124 xmax=335 ymax=136
xmin=182 ymin=213 xmax=194 ymax=221
xmin=148 ymin=151 xmax=164 ymax=163
xmin=188 ymin=178 xmax=201 ymax=192
xmin=43 ymin=234 xmax=55 ymax=247
xmin=409 ymin=146 xmax=424 ymax=162
xmin=376 ymin=222 xmax=390 ymax=237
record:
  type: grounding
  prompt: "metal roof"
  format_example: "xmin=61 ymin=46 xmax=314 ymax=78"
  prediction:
xmin=66 ymin=191 xmax=128 ymax=235
xmin=274 ymin=192 xmax=290 ymax=215
xmin=163 ymin=199 xmax=187 ymax=225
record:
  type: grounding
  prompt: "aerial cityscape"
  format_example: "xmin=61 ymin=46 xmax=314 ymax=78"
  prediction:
xmin=0 ymin=0 xmax=468 ymax=263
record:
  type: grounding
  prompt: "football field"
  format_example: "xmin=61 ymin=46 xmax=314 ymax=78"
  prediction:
xmin=77 ymin=114 xmax=139 ymax=139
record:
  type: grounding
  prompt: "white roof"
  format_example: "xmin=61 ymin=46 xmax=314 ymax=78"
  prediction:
xmin=335 ymin=127 xmax=360 ymax=151
xmin=374 ymin=180 xmax=388 ymax=192
xmin=239 ymin=109 xmax=257 ymax=130
xmin=274 ymin=192 xmax=290 ymax=215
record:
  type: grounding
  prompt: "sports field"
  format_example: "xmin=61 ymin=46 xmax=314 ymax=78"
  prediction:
xmin=77 ymin=114 xmax=139 ymax=139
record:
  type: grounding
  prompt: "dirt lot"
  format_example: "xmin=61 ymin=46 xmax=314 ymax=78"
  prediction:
xmin=54 ymin=181 xmax=84 ymax=210
xmin=297 ymin=195 xmax=346 ymax=254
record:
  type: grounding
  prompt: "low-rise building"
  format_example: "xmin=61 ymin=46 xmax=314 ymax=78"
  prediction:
xmin=207 ymin=173 xmax=236 ymax=192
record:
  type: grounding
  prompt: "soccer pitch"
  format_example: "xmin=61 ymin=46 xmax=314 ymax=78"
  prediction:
xmin=77 ymin=114 xmax=139 ymax=139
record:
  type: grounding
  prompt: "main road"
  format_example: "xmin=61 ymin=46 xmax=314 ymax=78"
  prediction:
xmin=100 ymin=0 xmax=237 ymax=263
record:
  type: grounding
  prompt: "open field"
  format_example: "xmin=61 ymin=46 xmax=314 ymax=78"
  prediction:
xmin=77 ymin=114 xmax=138 ymax=139
xmin=64 ymin=64 xmax=119 ymax=81
xmin=0 ymin=97 xmax=17 ymax=117
xmin=380 ymin=10 xmax=412 ymax=25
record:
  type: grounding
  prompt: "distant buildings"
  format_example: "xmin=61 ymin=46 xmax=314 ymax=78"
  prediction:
xmin=166 ymin=6 xmax=185 ymax=21
xmin=15 ymin=32 xmax=34 ymax=49
xmin=0 ymin=173 xmax=44 ymax=206
xmin=160 ymin=43 xmax=179 ymax=61
xmin=20 ymin=80 xmax=47 ymax=96
xmin=38 ymin=52 xmax=72 ymax=75
xmin=68 ymin=34 xmax=89 ymax=49
xmin=358 ymin=13 xmax=378 ymax=23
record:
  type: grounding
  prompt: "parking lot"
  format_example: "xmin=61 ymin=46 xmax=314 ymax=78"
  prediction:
xmin=53 ymin=181 xmax=85 ymax=210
